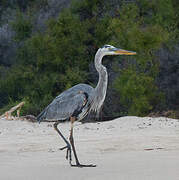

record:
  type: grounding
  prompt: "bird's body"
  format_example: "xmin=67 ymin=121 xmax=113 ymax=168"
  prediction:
xmin=37 ymin=47 xmax=109 ymax=123
xmin=37 ymin=45 xmax=136 ymax=167
xmin=37 ymin=83 xmax=94 ymax=121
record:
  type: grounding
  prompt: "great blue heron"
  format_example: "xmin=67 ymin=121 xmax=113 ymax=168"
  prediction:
xmin=37 ymin=45 xmax=136 ymax=167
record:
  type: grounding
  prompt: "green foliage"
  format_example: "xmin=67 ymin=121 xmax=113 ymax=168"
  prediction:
xmin=59 ymin=67 xmax=87 ymax=90
xmin=114 ymin=67 xmax=163 ymax=116
xmin=0 ymin=0 xmax=178 ymax=116
xmin=1 ymin=9 xmax=90 ymax=115
xmin=11 ymin=10 xmax=32 ymax=41
xmin=111 ymin=3 xmax=170 ymax=115
xmin=137 ymin=0 xmax=179 ymax=44
xmin=137 ymin=0 xmax=175 ymax=27
xmin=47 ymin=10 xmax=91 ymax=70
xmin=71 ymin=0 xmax=107 ymax=19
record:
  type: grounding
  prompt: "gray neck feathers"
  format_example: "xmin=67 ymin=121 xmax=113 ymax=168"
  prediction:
xmin=90 ymin=49 xmax=108 ymax=116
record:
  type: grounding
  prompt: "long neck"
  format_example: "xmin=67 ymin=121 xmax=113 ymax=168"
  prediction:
xmin=94 ymin=49 xmax=108 ymax=110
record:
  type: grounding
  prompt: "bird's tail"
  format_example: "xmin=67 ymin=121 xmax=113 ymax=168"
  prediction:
xmin=37 ymin=109 xmax=47 ymax=123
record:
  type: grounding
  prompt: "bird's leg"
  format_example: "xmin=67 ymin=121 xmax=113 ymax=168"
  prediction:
xmin=69 ymin=117 xmax=80 ymax=165
xmin=69 ymin=117 xmax=96 ymax=168
xmin=53 ymin=121 xmax=72 ymax=165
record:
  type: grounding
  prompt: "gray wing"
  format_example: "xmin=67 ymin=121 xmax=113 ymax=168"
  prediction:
xmin=37 ymin=84 xmax=94 ymax=121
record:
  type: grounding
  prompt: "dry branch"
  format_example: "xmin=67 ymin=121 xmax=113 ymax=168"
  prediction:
xmin=0 ymin=102 xmax=25 ymax=119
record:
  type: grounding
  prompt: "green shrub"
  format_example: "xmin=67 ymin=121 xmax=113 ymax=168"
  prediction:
xmin=1 ymin=9 xmax=91 ymax=115
xmin=11 ymin=10 xmax=32 ymax=41
xmin=114 ymin=67 xmax=163 ymax=116
xmin=0 ymin=0 xmax=178 ymax=116
xmin=111 ymin=3 xmax=169 ymax=116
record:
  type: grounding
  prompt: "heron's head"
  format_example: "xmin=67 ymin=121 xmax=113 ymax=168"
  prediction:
xmin=100 ymin=45 xmax=136 ymax=56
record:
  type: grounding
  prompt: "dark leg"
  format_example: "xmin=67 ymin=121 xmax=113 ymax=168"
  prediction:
xmin=69 ymin=117 xmax=96 ymax=168
xmin=54 ymin=121 xmax=72 ymax=165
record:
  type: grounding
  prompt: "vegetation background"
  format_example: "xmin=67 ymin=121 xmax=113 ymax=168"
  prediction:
xmin=0 ymin=0 xmax=178 ymax=119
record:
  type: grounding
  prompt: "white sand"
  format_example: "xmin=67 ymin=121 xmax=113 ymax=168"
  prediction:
xmin=0 ymin=116 xmax=179 ymax=180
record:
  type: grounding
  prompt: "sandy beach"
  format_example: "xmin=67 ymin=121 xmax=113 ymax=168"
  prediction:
xmin=0 ymin=116 xmax=179 ymax=180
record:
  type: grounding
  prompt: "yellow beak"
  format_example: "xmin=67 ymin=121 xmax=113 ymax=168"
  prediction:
xmin=115 ymin=49 xmax=137 ymax=55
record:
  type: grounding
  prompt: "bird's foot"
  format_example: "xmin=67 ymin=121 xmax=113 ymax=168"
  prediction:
xmin=71 ymin=163 xmax=96 ymax=168
xmin=59 ymin=145 xmax=69 ymax=151
xmin=59 ymin=145 xmax=72 ymax=163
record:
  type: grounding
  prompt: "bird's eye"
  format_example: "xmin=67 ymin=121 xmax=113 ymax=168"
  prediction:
xmin=103 ymin=45 xmax=110 ymax=48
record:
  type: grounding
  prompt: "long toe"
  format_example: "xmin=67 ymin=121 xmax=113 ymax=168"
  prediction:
xmin=71 ymin=163 xmax=96 ymax=168
xmin=66 ymin=147 xmax=72 ymax=161
xmin=59 ymin=145 xmax=68 ymax=151
xmin=59 ymin=145 xmax=72 ymax=162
